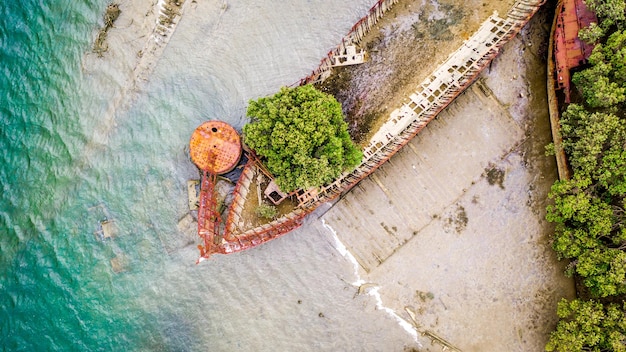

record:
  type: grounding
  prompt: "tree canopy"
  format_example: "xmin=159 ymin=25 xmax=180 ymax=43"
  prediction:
xmin=559 ymin=104 xmax=626 ymax=192
xmin=243 ymin=85 xmax=362 ymax=192
xmin=572 ymin=30 xmax=626 ymax=108
xmin=547 ymin=103 xmax=626 ymax=297
xmin=546 ymin=299 xmax=626 ymax=352
xmin=546 ymin=3 xmax=626 ymax=350
xmin=547 ymin=177 xmax=626 ymax=297
xmin=547 ymin=43 xmax=626 ymax=297
xmin=583 ymin=0 xmax=625 ymax=30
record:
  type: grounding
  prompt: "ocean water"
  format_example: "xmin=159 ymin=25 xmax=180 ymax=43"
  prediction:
xmin=0 ymin=0 xmax=415 ymax=350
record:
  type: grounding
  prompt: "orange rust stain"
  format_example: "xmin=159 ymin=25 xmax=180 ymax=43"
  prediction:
xmin=190 ymin=121 xmax=241 ymax=174
xmin=554 ymin=0 xmax=597 ymax=102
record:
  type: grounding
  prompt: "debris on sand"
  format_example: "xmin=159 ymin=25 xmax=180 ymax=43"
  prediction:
xmin=93 ymin=3 xmax=121 ymax=56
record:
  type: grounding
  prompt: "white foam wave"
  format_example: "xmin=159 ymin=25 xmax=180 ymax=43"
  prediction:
xmin=321 ymin=219 xmax=420 ymax=343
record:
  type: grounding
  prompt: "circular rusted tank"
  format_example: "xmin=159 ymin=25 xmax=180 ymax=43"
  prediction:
xmin=189 ymin=121 xmax=241 ymax=174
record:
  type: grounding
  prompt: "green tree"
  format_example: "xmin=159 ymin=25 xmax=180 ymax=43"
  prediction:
xmin=605 ymin=29 xmax=626 ymax=83
xmin=579 ymin=22 xmax=606 ymax=44
xmin=547 ymin=177 xmax=626 ymax=296
xmin=546 ymin=9 xmax=626 ymax=352
xmin=583 ymin=0 xmax=626 ymax=29
xmin=596 ymin=138 xmax=626 ymax=196
xmin=559 ymin=104 xmax=626 ymax=183
xmin=255 ymin=203 xmax=278 ymax=219
xmin=572 ymin=29 xmax=626 ymax=108
xmin=547 ymin=178 xmax=613 ymax=259
xmin=566 ymin=31 xmax=626 ymax=195
xmin=576 ymin=248 xmax=626 ymax=297
xmin=572 ymin=62 xmax=625 ymax=108
xmin=243 ymin=85 xmax=362 ymax=192
xmin=545 ymin=299 xmax=626 ymax=352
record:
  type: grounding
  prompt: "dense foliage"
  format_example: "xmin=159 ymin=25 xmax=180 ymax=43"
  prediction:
xmin=572 ymin=30 xmax=626 ymax=108
xmin=546 ymin=1 xmax=626 ymax=350
xmin=545 ymin=299 xmax=626 ymax=352
xmin=243 ymin=85 xmax=362 ymax=192
xmin=547 ymin=105 xmax=626 ymax=298
xmin=548 ymin=6 xmax=626 ymax=300
xmin=583 ymin=0 xmax=625 ymax=31
xmin=255 ymin=203 xmax=277 ymax=219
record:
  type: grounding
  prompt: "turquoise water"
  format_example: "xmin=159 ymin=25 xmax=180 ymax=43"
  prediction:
xmin=0 ymin=0 xmax=415 ymax=350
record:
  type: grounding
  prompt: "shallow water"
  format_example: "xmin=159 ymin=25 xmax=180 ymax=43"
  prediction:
xmin=0 ymin=0 xmax=416 ymax=350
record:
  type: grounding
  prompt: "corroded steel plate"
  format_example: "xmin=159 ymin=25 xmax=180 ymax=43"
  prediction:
xmin=189 ymin=121 xmax=241 ymax=174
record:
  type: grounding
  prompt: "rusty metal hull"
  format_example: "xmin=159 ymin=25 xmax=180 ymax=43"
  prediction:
xmin=553 ymin=0 xmax=596 ymax=102
xmin=195 ymin=0 xmax=547 ymax=261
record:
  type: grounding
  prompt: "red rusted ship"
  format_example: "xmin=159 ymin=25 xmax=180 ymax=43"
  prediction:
xmin=553 ymin=0 xmax=597 ymax=103
xmin=190 ymin=0 xmax=547 ymax=263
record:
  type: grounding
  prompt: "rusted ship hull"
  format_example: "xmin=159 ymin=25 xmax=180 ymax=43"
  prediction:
xmin=553 ymin=0 xmax=596 ymax=103
xmin=194 ymin=0 xmax=548 ymax=261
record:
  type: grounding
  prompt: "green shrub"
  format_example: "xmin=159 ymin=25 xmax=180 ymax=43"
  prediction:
xmin=243 ymin=85 xmax=362 ymax=192
xmin=255 ymin=203 xmax=278 ymax=220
